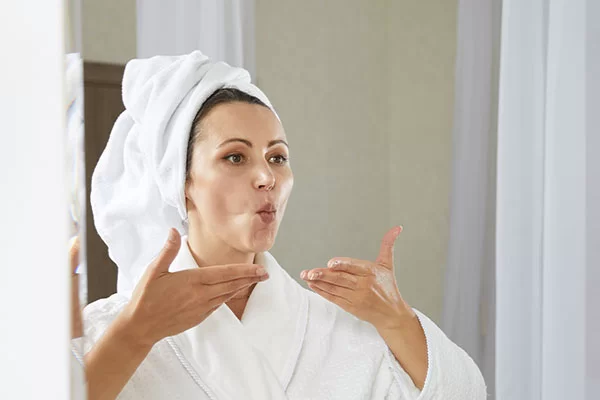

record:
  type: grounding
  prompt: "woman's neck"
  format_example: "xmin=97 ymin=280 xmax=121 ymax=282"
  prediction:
xmin=186 ymin=230 xmax=255 ymax=268
xmin=186 ymin=228 xmax=257 ymax=320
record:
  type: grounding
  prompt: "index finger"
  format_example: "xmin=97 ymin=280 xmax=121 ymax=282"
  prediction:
xmin=195 ymin=264 xmax=268 ymax=284
xmin=327 ymin=257 xmax=373 ymax=276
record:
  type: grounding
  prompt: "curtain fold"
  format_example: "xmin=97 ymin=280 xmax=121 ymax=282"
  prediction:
xmin=586 ymin=2 xmax=600 ymax=398
xmin=446 ymin=0 xmax=593 ymax=398
xmin=496 ymin=0 xmax=587 ymax=399
xmin=441 ymin=0 xmax=501 ymax=397
xmin=136 ymin=0 xmax=255 ymax=78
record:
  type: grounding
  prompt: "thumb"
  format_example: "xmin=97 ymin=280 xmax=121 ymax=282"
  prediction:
xmin=147 ymin=228 xmax=181 ymax=279
xmin=375 ymin=226 xmax=402 ymax=268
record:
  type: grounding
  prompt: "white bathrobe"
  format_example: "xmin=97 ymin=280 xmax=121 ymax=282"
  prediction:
xmin=76 ymin=238 xmax=486 ymax=400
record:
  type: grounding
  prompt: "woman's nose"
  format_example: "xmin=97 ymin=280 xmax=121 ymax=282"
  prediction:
xmin=254 ymin=164 xmax=275 ymax=191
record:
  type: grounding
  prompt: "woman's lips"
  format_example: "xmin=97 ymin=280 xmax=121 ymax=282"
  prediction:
xmin=257 ymin=211 xmax=276 ymax=224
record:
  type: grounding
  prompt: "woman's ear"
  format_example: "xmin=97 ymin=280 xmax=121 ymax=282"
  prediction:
xmin=184 ymin=180 xmax=196 ymax=212
xmin=184 ymin=180 xmax=192 ymax=201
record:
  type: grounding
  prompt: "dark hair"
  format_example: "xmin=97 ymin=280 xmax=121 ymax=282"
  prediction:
xmin=185 ymin=88 xmax=269 ymax=181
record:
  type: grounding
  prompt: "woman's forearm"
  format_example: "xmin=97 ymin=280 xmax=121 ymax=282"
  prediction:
xmin=377 ymin=311 xmax=428 ymax=390
xmin=84 ymin=313 xmax=153 ymax=400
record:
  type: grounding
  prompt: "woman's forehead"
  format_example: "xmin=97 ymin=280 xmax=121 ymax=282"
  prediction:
xmin=199 ymin=102 xmax=286 ymax=146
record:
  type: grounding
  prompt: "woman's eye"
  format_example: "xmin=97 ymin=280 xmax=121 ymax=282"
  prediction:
xmin=270 ymin=155 xmax=289 ymax=165
xmin=225 ymin=154 xmax=245 ymax=164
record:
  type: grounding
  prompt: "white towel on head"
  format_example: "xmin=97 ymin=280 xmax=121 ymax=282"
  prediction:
xmin=90 ymin=51 xmax=277 ymax=296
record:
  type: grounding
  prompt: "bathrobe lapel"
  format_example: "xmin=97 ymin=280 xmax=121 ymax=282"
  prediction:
xmin=167 ymin=238 xmax=309 ymax=399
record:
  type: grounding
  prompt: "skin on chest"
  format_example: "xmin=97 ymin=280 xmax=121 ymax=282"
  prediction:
xmin=225 ymin=283 xmax=256 ymax=320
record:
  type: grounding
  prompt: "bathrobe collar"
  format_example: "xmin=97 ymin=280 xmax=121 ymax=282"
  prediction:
xmin=166 ymin=237 xmax=309 ymax=399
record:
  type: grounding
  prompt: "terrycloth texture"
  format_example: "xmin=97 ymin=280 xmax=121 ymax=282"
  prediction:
xmin=77 ymin=238 xmax=487 ymax=399
xmin=90 ymin=51 xmax=277 ymax=296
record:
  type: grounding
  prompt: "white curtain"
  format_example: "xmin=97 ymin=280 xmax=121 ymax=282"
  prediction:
xmin=441 ymin=0 xmax=501 ymax=396
xmin=496 ymin=0 xmax=590 ymax=398
xmin=586 ymin=1 xmax=600 ymax=396
xmin=445 ymin=0 xmax=596 ymax=399
xmin=136 ymin=0 xmax=256 ymax=78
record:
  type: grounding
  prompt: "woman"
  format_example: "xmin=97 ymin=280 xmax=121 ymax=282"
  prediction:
xmin=76 ymin=51 xmax=486 ymax=399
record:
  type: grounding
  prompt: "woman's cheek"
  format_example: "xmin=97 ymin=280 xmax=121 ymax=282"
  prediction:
xmin=280 ymin=171 xmax=294 ymax=197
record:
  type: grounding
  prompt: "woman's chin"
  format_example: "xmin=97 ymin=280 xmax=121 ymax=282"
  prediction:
xmin=237 ymin=216 xmax=280 ymax=253
xmin=250 ymin=235 xmax=276 ymax=253
xmin=247 ymin=228 xmax=278 ymax=252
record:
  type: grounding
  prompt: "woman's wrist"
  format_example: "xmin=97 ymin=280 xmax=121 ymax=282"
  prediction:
xmin=376 ymin=303 xmax=428 ymax=390
xmin=85 ymin=305 xmax=155 ymax=400
xmin=112 ymin=306 xmax=156 ymax=354
xmin=375 ymin=300 xmax=417 ymax=336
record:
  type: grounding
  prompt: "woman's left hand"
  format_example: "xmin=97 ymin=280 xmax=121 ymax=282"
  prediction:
xmin=300 ymin=226 xmax=415 ymax=331
xmin=302 ymin=226 xmax=429 ymax=388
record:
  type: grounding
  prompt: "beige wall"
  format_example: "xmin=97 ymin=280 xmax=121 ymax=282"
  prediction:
xmin=256 ymin=0 xmax=391 ymax=295
xmin=82 ymin=0 xmax=458 ymax=323
xmin=387 ymin=1 xmax=458 ymax=324
xmin=81 ymin=0 xmax=136 ymax=63
xmin=258 ymin=0 xmax=458 ymax=323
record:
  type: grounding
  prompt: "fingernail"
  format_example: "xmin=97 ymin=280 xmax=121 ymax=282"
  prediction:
xmin=256 ymin=266 xmax=267 ymax=276
xmin=309 ymin=272 xmax=320 ymax=280
xmin=329 ymin=260 xmax=339 ymax=268
xmin=260 ymin=273 xmax=270 ymax=280
xmin=300 ymin=270 xmax=307 ymax=279
xmin=168 ymin=228 xmax=177 ymax=242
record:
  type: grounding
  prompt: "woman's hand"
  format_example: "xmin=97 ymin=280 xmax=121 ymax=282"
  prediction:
xmin=120 ymin=228 xmax=270 ymax=348
xmin=300 ymin=226 xmax=428 ymax=389
xmin=85 ymin=228 xmax=269 ymax=400
xmin=300 ymin=226 xmax=414 ymax=330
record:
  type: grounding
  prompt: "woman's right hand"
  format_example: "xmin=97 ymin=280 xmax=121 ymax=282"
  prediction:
xmin=86 ymin=228 xmax=268 ymax=400
xmin=119 ymin=228 xmax=269 ymax=347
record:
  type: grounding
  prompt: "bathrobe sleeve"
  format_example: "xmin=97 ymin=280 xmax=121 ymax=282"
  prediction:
xmin=70 ymin=294 xmax=130 ymax=360
xmin=384 ymin=310 xmax=488 ymax=399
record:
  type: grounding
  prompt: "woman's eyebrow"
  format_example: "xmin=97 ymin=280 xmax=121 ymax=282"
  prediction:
xmin=217 ymin=138 xmax=289 ymax=149
xmin=268 ymin=139 xmax=289 ymax=148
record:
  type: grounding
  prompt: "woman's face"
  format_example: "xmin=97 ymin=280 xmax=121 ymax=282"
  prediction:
xmin=185 ymin=101 xmax=293 ymax=254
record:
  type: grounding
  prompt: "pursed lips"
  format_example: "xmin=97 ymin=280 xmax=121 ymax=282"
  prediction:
xmin=256 ymin=202 xmax=277 ymax=223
